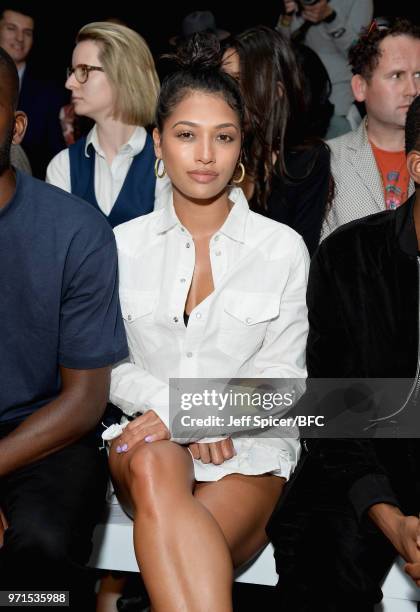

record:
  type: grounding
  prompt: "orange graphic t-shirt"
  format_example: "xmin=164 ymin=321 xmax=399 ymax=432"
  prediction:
xmin=371 ymin=142 xmax=410 ymax=210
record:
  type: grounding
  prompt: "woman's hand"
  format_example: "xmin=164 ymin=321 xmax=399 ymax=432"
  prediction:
xmin=113 ymin=410 xmax=170 ymax=454
xmin=188 ymin=438 xmax=235 ymax=465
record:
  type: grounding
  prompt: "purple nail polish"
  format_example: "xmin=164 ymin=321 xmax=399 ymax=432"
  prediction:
xmin=145 ymin=435 xmax=153 ymax=443
xmin=116 ymin=446 xmax=122 ymax=453
xmin=121 ymin=443 xmax=128 ymax=452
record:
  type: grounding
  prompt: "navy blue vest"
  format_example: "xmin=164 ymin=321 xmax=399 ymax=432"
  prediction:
xmin=69 ymin=132 xmax=156 ymax=228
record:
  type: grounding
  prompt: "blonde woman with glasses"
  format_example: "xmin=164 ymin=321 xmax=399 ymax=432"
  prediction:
xmin=47 ymin=22 xmax=167 ymax=227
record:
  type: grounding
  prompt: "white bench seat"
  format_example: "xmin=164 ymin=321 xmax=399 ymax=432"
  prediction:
xmin=89 ymin=501 xmax=420 ymax=611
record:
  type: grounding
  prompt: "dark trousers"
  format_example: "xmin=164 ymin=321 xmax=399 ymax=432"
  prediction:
xmin=266 ymin=449 xmax=398 ymax=612
xmin=0 ymin=420 xmax=108 ymax=610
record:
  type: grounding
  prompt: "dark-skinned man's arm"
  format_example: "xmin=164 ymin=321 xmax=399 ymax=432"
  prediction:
xmin=0 ymin=366 xmax=111 ymax=478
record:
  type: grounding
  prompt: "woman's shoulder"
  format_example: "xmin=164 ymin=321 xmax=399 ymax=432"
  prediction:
xmin=248 ymin=208 xmax=305 ymax=247
xmin=113 ymin=208 xmax=166 ymax=250
xmin=45 ymin=148 xmax=71 ymax=189
xmin=48 ymin=147 xmax=70 ymax=169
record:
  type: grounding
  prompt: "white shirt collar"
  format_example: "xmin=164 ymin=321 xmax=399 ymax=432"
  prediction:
xmin=154 ymin=187 xmax=249 ymax=243
xmin=84 ymin=125 xmax=147 ymax=158
xmin=17 ymin=63 xmax=26 ymax=91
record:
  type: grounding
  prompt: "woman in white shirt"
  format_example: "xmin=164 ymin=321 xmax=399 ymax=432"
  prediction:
xmin=106 ymin=34 xmax=309 ymax=611
xmin=46 ymin=22 xmax=166 ymax=227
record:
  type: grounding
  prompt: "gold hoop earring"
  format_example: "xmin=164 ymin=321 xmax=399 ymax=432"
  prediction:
xmin=154 ymin=158 xmax=166 ymax=179
xmin=232 ymin=162 xmax=245 ymax=184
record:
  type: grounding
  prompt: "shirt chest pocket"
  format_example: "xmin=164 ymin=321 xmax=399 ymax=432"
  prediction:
xmin=217 ymin=290 xmax=281 ymax=361
xmin=119 ymin=289 xmax=163 ymax=356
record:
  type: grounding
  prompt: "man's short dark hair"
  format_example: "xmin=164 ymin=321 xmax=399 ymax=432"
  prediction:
xmin=0 ymin=47 xmax=19 ymax=109
xmin=0 ymin=3 xmax=35 ymax=21
xmin=405 ymin=96 xmax=420 ymax=156
xmin=349 ymin=18 xmax=420 ymax=80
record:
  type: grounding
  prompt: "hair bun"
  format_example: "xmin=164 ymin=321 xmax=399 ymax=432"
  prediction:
xmin=171 ymin=32 xmax=223 ymax=72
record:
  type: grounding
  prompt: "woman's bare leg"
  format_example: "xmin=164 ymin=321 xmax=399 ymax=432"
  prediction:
xmin=110 ymin=440 xmax=233 ymax=612
xmin=96 ymin=572 xmax=127 ymax=612
xmin=194 ymin=473 xmax=285 ymax=568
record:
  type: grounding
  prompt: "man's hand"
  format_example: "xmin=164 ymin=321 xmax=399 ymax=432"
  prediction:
xmin=0 ymin=366 xmax=110 ymax=478
xmin=404 ymin=518 xmax=420 ymax=586
xmin=302 ymin=0 xmax=333 ymax=23
xmin=113 ymin=410 xmax=170 ymax=454
xmin=392 ymin=515 xmax=420 ymax=564
xmin=188 ymin=438 xmax=235 ymax=465
xmin=369 ymin=503 xmax=420 ymax=586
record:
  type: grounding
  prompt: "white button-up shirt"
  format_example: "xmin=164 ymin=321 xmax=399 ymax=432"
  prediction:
xmin=110 ymin=187 xmax=309 ymax=481
xmin=46 ymin=125 xmax=169 ymax=213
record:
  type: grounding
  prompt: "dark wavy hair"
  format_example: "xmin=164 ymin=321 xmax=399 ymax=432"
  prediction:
xmin=156 ymin=33 xmax=244 ymax=133
xmin=227 ymin=26 xmax=315 ymax=211
xmin=349 ymin=17 xmax=420 ymax=80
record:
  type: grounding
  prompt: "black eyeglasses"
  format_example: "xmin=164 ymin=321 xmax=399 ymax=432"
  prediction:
xmin=66 ymin=64 xmax=105 ymax=84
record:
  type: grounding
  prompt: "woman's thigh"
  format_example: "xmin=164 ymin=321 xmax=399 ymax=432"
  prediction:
xmin=194 ymin=473 xmax=285 ymax=567
xmin=109 ymin=440 xmax=195 ymax=516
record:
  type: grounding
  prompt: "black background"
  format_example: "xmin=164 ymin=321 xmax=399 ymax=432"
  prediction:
xmin=26 ymin=1 xmax=419 ymax=91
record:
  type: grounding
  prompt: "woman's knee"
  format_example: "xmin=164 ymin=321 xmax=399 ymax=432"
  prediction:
xmin=116 ymin=442 xmax=192 ymax=512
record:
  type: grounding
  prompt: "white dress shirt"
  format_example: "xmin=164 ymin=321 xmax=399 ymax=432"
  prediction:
xmin=109 ymin=187 xmax=309 ymax=481
xmin=46 ymin=125 xmax=169 ymax=213
xmin=17 ymin=64 xmax=25 ymax=92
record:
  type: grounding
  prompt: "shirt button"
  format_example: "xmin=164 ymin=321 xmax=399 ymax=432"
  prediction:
xmin=186 ymin=352 xmax=193 ymax=358
xmin=214 ymin=235 xmax=220 ymax=242
xmin=186 ymin=242 xmax=191 ymax=248
xmin=246 ymin=317 xmax=252 ymax=324
xmin=180 ymin=227 xmax=185 ymax=232
xmin=215 ymin=250 xmax=221 ymax=256
xmin=127 ymin=315 xmax=132 ymax=321
xmin=196 ymin=312 xmax=202 ymax=319
xmin=173 ymin=316 xmax=179 ymax=323
xmin=180 ymin=278 xmax=186 ymax=283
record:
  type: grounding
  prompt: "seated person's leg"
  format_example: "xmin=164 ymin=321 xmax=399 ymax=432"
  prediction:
xmin=193 ymin=472 xmax=284 ymax=569
xmin=267 ymin=448 xmax=396 ymax=612
xmin=110 ymin=439 xmax=234 ymax=612
xmin=0 ymin=433 xmax=108 ymax=610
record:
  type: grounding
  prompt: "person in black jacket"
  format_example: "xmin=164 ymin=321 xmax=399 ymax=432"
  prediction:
xmin=267 ymin=94 xmax=420 ymax=611
xmin=0 ymin=4 xmax=66 ymax=178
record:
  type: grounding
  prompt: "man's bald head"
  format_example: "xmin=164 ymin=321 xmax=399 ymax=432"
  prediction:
xmin=0 ymin=46 xmax=19 ymax=110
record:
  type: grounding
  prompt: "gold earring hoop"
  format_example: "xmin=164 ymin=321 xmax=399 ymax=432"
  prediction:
xmin=154 ymin=158 xmax=166 ymax=179
xmin=232 ymin=162 xmax=245 ymax=184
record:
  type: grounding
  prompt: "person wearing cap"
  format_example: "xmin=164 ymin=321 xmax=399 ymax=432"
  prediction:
xmin=169 ymin=10 xmax=230 ymax=47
